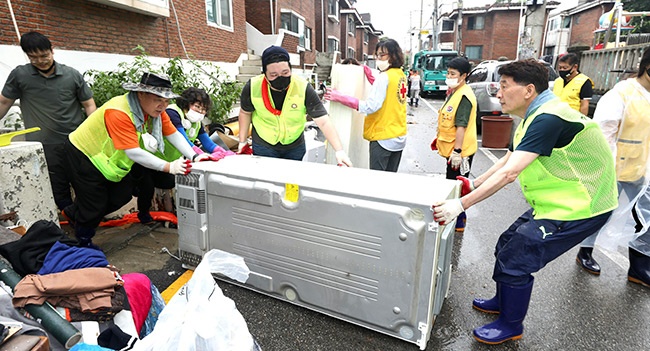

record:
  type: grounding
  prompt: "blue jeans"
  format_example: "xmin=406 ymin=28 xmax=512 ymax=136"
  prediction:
xmin=252 ymin=141 xmax=306 ymax=161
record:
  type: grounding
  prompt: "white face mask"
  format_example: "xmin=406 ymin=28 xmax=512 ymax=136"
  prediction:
xmin=376 ymin=59 xmax=390 ymax=72
xmin=141 ymin=132 xmax=158 ymax=153
xmin=185 ymin=109 xmax=204 ymax=123
xmin=445 ymin=78 xmax=460 ymax=89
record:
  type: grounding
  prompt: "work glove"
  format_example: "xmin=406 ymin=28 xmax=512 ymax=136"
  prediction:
xmin=193 ymin=153 xmax=217 ymax=162
xmin=363 ymin=65 xmax=375 ymax=84
xmin=237 ymin=142 xmax=247 ymax=154
xmin=432 ymin=199 xmax=464 ymax=226
xmin=449 ymin=149 xmax=462 ymax=170
xmin=430 ymin=138 xmax=438 ymax=151
xmin=191 ymin=145 xmax=204 ymax=154
xmin=335 ymin=150 xmax=353 ymax=167
xmin=168 ymin=158 xmax=192 ymax=175
xmin=324 ymin=88 xmax=359 ymax=110
xmin=456 ymin=176 xmax=475 ymax=196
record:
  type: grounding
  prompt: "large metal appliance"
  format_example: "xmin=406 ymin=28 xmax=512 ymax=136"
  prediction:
xmin=176 ymin=156 xmax=459 ymax=349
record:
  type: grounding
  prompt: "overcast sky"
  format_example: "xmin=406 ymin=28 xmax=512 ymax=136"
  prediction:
xmin=353 ymin=0 xmax=506 ymax=52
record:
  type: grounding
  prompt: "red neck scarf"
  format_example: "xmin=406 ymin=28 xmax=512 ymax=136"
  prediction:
xmin=261 ymin=78 xmax=282 ymax=116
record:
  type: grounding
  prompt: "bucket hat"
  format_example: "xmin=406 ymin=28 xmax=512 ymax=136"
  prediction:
xmin=122 ymin=72 xmax=180 ymax=99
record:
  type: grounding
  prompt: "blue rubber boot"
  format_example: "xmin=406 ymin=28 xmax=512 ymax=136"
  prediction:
xmin=472 ymin=283 xmax=500 ymax=314
xmin=473 ymin=277 xmax=534 ymax=344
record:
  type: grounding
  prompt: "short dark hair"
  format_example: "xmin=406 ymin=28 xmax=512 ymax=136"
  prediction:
xmin=447 ymin=57 xmax=471 ymax=75
xmin=20 ymin=31 xmax=52 ymax=54
xmin=558 ymin=53 xmax=579 ymax=66
xmin=176 ymin=87 xmax=212 ymax=112
xmin=638 ymin=49 xmax=650 ymax=78
xmin=498 ymin=59 xmax=549 ymax=93
xmin=375 ymin=39 xmax=404 ymax=69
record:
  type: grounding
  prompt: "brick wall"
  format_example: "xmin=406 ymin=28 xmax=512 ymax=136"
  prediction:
xmin=569 ymin=4 xmax=613 ymax=48
xmin=461 ymin=11 xmax=520 ymax=61
xmin=0 ymin=0 xmax=246 ymax=62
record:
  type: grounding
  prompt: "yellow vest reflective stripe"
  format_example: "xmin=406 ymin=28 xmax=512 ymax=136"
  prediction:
xmin=613 ymin=79 xmax=650 ymax=182
xmin=250 ymin=75 xmax=307 ymax=145
xmin=552 ymin=73 xmax=593 ymax=112
xmin=437 ymin=84 xmax=478 ymax=157
xmin=364 ymin=68 xmax=408 ymax=141
xmin=513 ymin=98 xmax=618 ymax=220
xmin=69 ymin=94 xmax=137 ymax=182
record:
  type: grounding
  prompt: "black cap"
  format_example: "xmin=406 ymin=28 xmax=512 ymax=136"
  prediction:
xmin=261 ymin=46 xmax=290 ymax=73
xmin=448 ymin=57 xmax=472 ymax=75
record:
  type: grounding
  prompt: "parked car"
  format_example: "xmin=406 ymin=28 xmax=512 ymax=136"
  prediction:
xmin=466 ymin=59 xmax=559 ymax=131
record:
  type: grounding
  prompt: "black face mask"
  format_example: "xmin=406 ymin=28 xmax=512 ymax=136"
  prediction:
xmin=269 ymin=76 xmax=291 ymax=91
xmin=558 ymin=69 xmax=571 ymax=80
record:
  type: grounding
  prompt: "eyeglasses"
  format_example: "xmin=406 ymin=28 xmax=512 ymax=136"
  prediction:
xmin=26 ymin=52 xmax=52 ymax=62
xmin=376 ymin=53 xmax=389 ymax=59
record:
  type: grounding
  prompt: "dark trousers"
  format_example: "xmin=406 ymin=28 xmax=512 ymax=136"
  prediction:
xmin=493 ymin=208 xmax=612 ymax=285
xmin=445 ymin=154 xmax=474 ymax=180
xmin=131 ymin=163 xmax=175 ymax=215
xmin=43 ymin=143 xmax=73 ymax=211
xmin=63 ymin=139 xmax=134 ymax=232
xmin=369 ymin=141 xmax=402 ymax=172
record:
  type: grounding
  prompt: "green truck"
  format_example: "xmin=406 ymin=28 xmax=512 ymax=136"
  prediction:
xmin=411 ymin=50 xmax=459 ymax=96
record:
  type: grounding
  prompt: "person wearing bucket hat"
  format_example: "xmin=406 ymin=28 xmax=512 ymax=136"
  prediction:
xmin=0 ymin=31 xmax=97 ymax=212
xmin=62 ymin=72 xmax=217 ymax=249
xmin=237 ymin=45 xmax=352 ymax=166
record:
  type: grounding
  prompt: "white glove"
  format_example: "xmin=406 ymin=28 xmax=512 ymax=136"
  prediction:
xmin=193 ymin=153 xmax=216 ymax=162
xmin=168 ymin=158 xmax=192 ymax=175
xmin=432 ymin=199 xmax=464 ymax=225
xmin=449 ymin=150 xmax=462 ymax=170
xmin=335 ymin=150 xmax=352 ymax=167
xmin=238 ymin=142 xmax=247 ymax=154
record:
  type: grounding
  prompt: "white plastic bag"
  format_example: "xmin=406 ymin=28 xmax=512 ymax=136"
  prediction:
xmin=134 ymin=249 xmax=255 ymax=351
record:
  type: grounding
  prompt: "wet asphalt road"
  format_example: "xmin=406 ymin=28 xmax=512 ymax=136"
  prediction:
xmin=128 ymin=96 xmax=650 ymax=351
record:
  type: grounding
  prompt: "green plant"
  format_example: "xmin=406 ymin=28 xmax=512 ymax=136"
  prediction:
xmin=84 ymin=46 xmax=242 ymax=125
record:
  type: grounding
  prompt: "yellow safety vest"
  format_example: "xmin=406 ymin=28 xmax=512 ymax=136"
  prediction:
xmin=69 ymin=94 xmax=138 ymax=182
xmin=250 ymin=75 xmax=308 ymax=145
xmin=612 ymin=79 xmax=650 ymax=182
xmin=155 ymin=104 xmax=200 ymax=162
xmin=513 ymin=98 xmax=617 ymax=220
xmin=553 ymin=73 xmax=593 ymax=112
xmin=436 ymin=84 xmax=478 ymax=157
xmin=363 ymin=68 xmax=408 ymax=141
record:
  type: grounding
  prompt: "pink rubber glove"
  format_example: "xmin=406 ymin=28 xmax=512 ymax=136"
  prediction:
xmin=191 ymin=145 xmax=204 ymax=154
xmin=363 ymin=65 xmax=375 ymax=84
xmin=456 ymin=176 xmax=476 ymax=196
xmin=324 ymin=88 xmax=359 ymax=110
xmin=211 ymin=146 xmax=236 ymax=161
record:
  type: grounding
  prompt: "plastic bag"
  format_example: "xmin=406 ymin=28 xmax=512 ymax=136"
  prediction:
xmin=133 ymin=249 xmax=255 ymax=351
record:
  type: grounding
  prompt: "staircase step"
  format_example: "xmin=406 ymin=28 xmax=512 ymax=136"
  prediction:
xmin=239 ymin=65 xmax=261 ymax=75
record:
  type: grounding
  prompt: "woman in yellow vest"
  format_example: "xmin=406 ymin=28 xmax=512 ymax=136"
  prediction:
xmin=236 ymin=46 xmax=351 ymax=166
xmin=325 ymin=38 xmax=408 ymax=172
xmin=573 ymin=49 xmax=650 ymax=288
xmin=552 ymin=53 xmax=594 ymax=115
xmin=431 ymin=57 xmax=478 ymax=232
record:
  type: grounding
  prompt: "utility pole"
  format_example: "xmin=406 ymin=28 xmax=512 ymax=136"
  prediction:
xmin=457 ymin=0 xmax=463 ymax=54
xmin=418 ymin=0 xmax=424 ymax=51
xmin=432 ymin=0 xmax=439 ymax=51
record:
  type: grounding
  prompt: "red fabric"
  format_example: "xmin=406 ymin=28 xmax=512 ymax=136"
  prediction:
xmin=122 ymin=273 xmax=152 ymax=334
xmin=239 ymin=143 xmax=253 ymax=155
xmin=60 ymin=211 xmax=178 ymax=227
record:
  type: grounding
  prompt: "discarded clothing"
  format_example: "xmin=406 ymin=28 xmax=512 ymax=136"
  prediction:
xmin=38 ymin=241 xmax=109 ymax=275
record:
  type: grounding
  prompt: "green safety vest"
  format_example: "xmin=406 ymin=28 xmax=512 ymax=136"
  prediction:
xmin=250 ymin=74 xmax=307 ymax=145
xmin=69 ymin=94 xmax=138 ymax=182
xmin=513 ymin=98 xmax=618 ymax=220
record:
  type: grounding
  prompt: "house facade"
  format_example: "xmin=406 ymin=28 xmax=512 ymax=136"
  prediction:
xmin=0 ymin=0 xmax=383 ymax=84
